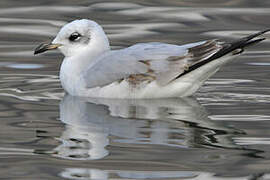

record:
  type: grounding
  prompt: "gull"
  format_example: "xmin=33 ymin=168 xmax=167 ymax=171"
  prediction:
xmin=34 ymin=19 xmax=269 ymax=99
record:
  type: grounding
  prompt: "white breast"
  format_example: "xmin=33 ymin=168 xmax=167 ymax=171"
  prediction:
xmin=60 ymin=59 xmax=87 ymax=96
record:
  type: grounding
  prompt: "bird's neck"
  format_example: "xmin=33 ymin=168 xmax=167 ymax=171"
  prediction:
xmin=60 ymin=30 xmax=110 ymax=95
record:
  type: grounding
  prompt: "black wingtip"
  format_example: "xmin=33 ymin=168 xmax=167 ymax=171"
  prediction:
xmin=259 ymin=29 xmax=270 ymax=35
xmin=173 ymin=29 xmax=269 ymax=80
xmin=223 ymin=29 xmax=269 ymax=53
xmin=243 ymin=38 xmax=266 ymax=48
xmin=240 ymin=29 xmax=270 ymax=45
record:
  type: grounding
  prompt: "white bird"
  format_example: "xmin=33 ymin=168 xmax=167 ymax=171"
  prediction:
xmin=34 ymin=19 xmax=269 ymax=99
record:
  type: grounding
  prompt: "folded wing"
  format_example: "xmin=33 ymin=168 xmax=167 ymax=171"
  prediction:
xmin=83 ymin=40 xmax=222 ymax=88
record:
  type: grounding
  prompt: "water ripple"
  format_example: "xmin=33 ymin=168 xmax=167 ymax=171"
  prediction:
xmin=234 ymin=137 xmax=270 ymax=145
xmin=210 ymin=115 xmax=270 ymax=121
xmin=0 ymin=74 xmax=63 ymax=101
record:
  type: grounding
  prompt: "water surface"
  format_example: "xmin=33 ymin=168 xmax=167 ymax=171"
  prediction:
xmin=0 ymin=0 xmax=270 ymax=179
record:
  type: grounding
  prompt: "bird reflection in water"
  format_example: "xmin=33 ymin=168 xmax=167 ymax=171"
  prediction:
xmin=51 ymin=95 xmax=242 ymax=161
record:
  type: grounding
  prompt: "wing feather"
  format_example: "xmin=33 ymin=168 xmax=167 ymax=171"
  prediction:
xmin=82 ymin=41 xmax=222 ymax=88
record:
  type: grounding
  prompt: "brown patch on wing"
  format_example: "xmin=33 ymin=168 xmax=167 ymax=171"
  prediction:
xmin=166 ymin=56 xmax=187 ymax=62
xmin=139 ymin=60 xmax=155 ymax=74
xmin=162 ymin=40 xmax=222 ymax=85
xmin=128 ymin=40 xmax=222 ymax=86
xmin=139 ymin=60 xmax=150 ymax=66
xmin=126 ymin=60 xmax=157 ymax=86
xmin=166 ymin=40 xmax=222 ymax=71
xmin=127 ymin=74 xmax=156 ymax=85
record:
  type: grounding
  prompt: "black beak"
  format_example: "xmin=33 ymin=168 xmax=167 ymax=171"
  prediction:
xmin=34 ymin=43 xmax=62 ymax=55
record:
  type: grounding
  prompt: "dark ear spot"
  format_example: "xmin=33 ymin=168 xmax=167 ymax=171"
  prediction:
xmin=69 ymin=32 xmax=81 ymax=42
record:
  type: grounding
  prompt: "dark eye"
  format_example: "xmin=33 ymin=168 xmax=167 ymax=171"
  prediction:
xmin=69 ymin=32 xmax=81 ymax=41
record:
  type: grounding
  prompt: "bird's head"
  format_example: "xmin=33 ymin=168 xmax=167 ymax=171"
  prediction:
xmin=34 ymin=19 xmax=109 ymax=57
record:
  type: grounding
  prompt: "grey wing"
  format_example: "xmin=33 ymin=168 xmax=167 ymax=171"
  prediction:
xmin=83 ymin=40 xmax=222 ymax=88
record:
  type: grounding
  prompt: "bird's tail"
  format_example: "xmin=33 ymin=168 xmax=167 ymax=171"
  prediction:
xmin=231 ymin=29 xmax=270 ymax=50
xmin=209 ymin=29 xmax=270 ymax=59
xmin=176 ymin=29 xmax=269 ymax=79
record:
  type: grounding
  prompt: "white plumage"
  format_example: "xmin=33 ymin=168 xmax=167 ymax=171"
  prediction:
xmin=34 ymin=19 xmax=268 ymax=99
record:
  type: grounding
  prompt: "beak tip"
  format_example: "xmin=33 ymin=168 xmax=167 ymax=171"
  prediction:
xmin=34 ymin=43 xmax=47 ymax=55
xmin=33 ymin=43 xmax=61 ymax=55
xmin=33 ymin=48 xmax=44 ymax=55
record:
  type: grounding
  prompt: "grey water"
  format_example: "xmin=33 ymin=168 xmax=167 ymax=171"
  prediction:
xmin=0 ymin=0 xmax=270 ymax=179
